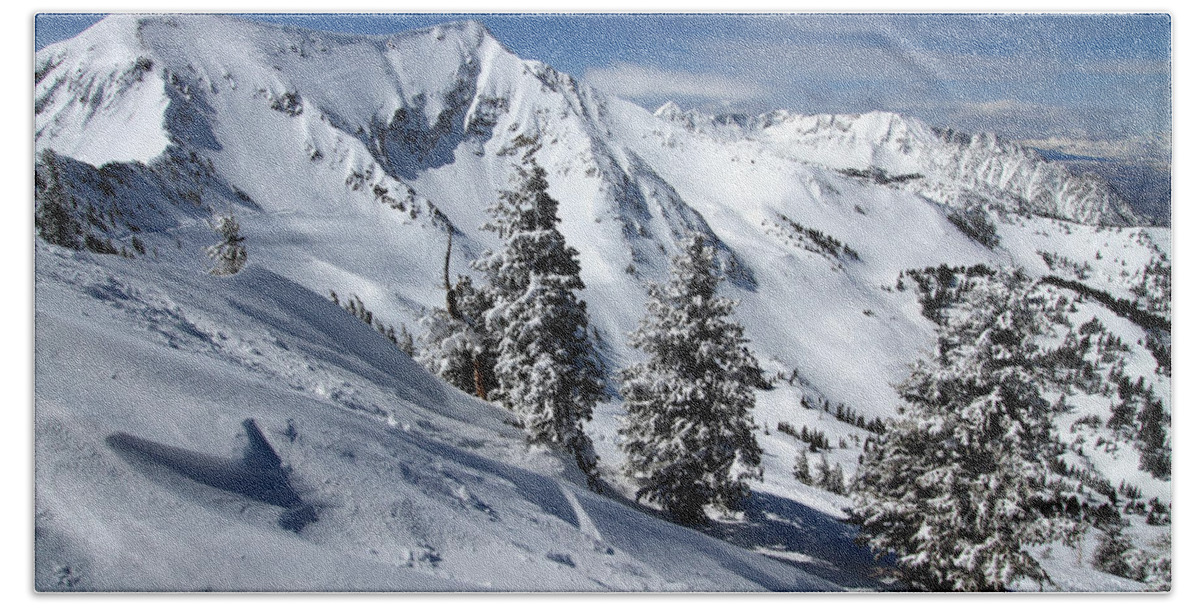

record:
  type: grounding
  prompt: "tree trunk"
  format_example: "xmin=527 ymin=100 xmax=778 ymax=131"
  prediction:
xmin=445 ymin=227 xmax=488 ymax=401
xmin=473 ymin=358 xmax=488 ymax=400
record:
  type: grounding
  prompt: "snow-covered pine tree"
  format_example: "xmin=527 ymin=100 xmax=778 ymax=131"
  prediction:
xmin=619 ymin=234 xmax=763 ymax=525
xmin=417 ymin=306 xmax=477 ymax=391
xmin=418 ymin=228 xmax=498 ymax=398
xmin=474 ymin=160 xmax=603 ymax=475
xmin=818 ymin=457 xmax=846 ymax=495
xmin=206 ymin=214 xmax=247 ymax=275
xmin=417 ymin=275 xmax=494 ymax=395
xmin=850 ymin=269 xmax=1083 ymax=591
xmin=34 ymin=149 xmax=82 ymax=249
xmin=1091 ymin=522 xmax=1141 ymax=580
xmin=1136 ymin=391 xmax=1170 ymax=479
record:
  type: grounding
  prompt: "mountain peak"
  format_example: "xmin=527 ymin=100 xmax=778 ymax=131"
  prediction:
xmin=37 ymin=13 xmax=148 ymax=57
xmin=384 ymin=18 xmax=501 ymax=50
xmin=654 ymin=101 xmax=685 ymax=118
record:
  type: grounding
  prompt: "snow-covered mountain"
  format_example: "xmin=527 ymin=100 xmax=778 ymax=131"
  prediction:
xmin=653 ymin=102 xmax=1142 ymax=226
xmin=1018 ymin=133 xmax=1171 ymax=226
xmin=35 ymin=14 xmax=1170 ymax=591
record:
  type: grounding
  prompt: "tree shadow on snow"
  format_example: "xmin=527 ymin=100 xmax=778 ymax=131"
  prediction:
xmin=106 ymin=418 xmax=318 ymax=533
xmin=704 ymin=491 xmax=898 ymax=590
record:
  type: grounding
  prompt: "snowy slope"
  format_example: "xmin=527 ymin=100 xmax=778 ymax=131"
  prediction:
xmin=34 ymin=14 xmax=1170 ymax=591
xmin=35 ymin=244 xmax=842 ymax=591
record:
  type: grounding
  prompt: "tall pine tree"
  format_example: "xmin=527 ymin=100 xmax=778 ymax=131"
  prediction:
xmin=475 ymin=160 xmax=603 ymax=476
xmin=619 ymin=234 xmax=763 ymax=525
xmin=850 ymin=270 xmax=1082 ymax=591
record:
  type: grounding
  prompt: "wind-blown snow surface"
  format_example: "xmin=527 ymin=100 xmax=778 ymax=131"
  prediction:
xmin=35 ymin=245 xmax=841 ymax=591
xmin=35 ymin=14 xmax=1169 ymax=591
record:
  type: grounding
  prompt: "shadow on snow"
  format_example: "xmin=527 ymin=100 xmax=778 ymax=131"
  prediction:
xmin=704 ymin=490 xmax=897 ymax=590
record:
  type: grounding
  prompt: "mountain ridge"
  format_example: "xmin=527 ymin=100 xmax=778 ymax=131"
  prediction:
xmin=652 ymin=102 xmax=1142 ymax=226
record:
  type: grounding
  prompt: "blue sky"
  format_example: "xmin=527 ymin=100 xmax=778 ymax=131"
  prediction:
xmin=35 ymin=12 xmax=1171 ymax=144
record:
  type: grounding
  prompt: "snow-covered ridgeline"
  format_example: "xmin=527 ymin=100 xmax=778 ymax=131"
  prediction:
xmin=653 ymin=103 xmax=1141 ymax=226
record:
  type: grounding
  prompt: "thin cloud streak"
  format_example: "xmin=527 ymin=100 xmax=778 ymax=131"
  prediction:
xmin=582 ymin=62 xmax=767 ymax=105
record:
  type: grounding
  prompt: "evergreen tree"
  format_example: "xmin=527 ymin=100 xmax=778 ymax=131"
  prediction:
xmin=34 ymin=149 xmax=81 ymax=249
xmin=418 ymin=226 xmax=497 ymax=399
xmin=1092 ymin=523 xmax=1141 ymax=580
xmin=850 ymin=270 xmax=1082 ymax=591
xmin=397 ymin=323 xmax=416 ymax=358
xmin=417 ymin=276 xmax=494 ymax=396
xmin=793 ymin=451 xmax=812 ymax=484
xmin=474 ymin=160 xmax=603 ymax=475
xmin=206 ymin=214 xmax=247 ymax=275
xmin=417 ymin=307 xmax=478 ymax=390
xmin=818 ymin=456 xmax=846 ymax=495
xmin=619 ymin=234 xmax=763 ymax=525
xmin=1136 ymin=392 xmax=1170 ymax=479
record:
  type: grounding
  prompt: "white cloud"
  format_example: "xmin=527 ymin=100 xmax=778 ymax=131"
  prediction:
xmin=582 ymin=62 xmax=766 ymax=105
xmin=704 ymin=39 xmax=1050 ymax=85
xmin=678 ymin=33 xmax=1168 ymax=140
xmin=579 ymin=22 xmax=1168 ymax=142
